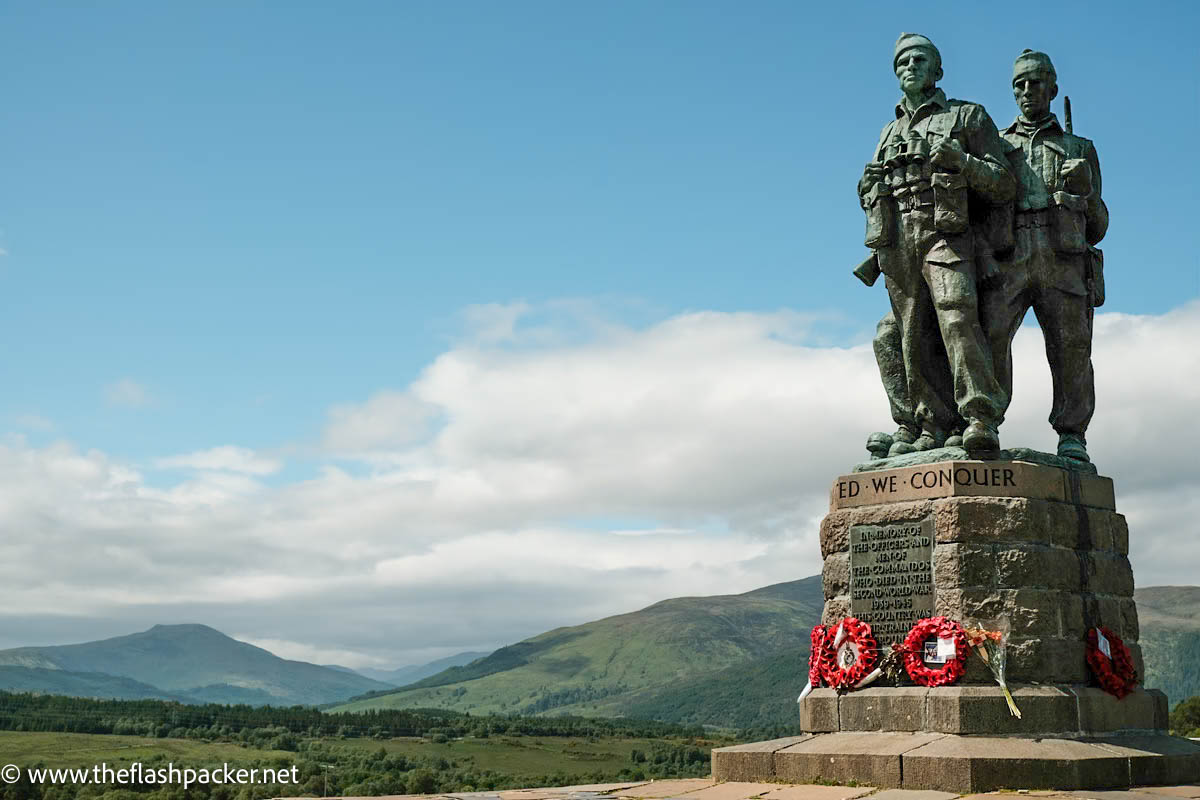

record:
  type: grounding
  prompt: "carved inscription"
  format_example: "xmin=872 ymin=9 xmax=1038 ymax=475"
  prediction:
xmin=849 ymin=518 xmax=934 ymax=643
xmin=836 ymin=465 xmax=1016 ymax=502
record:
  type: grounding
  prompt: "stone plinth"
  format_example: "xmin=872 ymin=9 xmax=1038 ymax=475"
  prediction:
xmin=798 ymin=686 xmax=1167 ymax=735
xmin=822 ymin=460 xmax=1138 ymax=683
xmin=713 ymin=732 xmax=1200 ymax=793
xmin=713 ymin=457 xmax=1200 ymax=793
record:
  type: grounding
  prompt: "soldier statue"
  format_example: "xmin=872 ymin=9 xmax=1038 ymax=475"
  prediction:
xmin=857 ymin=34 xmax=1015 ymax=457
xmin=981 ymin=50 xmax=1108 ymax=463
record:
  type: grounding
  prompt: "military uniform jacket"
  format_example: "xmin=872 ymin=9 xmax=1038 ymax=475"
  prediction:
xmin=863 ymin=89 xmax=1015 ymax=271
xmin=870 ymin=90 xmax=1013 ymax=204
xmin=1001 ymin=113 xmax=1109 ymax=297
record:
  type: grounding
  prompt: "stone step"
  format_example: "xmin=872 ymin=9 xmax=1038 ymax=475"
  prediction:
xmin=712 ymin=732 xmax=1200 ymax=793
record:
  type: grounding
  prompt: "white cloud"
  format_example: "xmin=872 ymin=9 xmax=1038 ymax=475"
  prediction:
xmin=460 ymin=301 xmax=531 ymax=344
xmin=323 ymin=392 xmax=436 ymax=453
xmin=155 ymin=446 xmax=282 ymax=476
xmin=103 ymin=379 xmax=152 ymax=408
xmin=0 ymin=301 xmax=1196 ymax=668
xmin=236 ymin=637 xmax=389 ymax=670
xmin=14 ymin=414 xmax=54 ymax=432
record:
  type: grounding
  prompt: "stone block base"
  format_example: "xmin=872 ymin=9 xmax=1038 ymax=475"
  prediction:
xmin=711 ymin=732 xmax=1200 ymax=793
xmin=799 ymin=685 xmax=1167 ymax=735
xmin=819 ymin=460 xmax=1140 ymax=687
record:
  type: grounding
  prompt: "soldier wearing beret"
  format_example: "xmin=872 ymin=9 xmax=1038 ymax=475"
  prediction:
xmin=859 ymin=34 xmax=1015 ymax=456
xmin=981 ymin=50 xmax=1108 ymax=462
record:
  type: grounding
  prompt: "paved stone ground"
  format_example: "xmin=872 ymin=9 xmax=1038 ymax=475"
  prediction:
xmin=285 ymin=778 xmax=1200 ymax=800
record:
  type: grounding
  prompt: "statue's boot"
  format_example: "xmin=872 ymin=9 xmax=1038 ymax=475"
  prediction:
xmin=1057 ymin=433 xmax=1090 ymax=462
xmin=866 ymin=432 xmax=894 ymax=460
xmin=890 ymin=426 xmax=941 ymax=456
xmin=881 ymin=426 xmax=918 ymax=457
xmin=963 ymin=419 xmax=1000 ymax=453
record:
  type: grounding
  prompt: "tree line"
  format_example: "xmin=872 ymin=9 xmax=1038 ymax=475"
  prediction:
xmin=0 ymin=691 xmax=721 ymax=800
xmin=0 ymin=691 xmax=705 ymax=744
xmin=1170 ymin=695 xmax=1200 ymax=737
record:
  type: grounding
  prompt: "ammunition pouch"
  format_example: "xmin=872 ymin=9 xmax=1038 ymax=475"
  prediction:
xmin=1087 ymin=246 xmax=1105 ymax=308
xmin=1051 ymin=191 xmax=1089 ymax=254
xmin=896 ymin=190 xmax=933 ymax=212
xmin=853 ymin=252 xmax=882 ymax=287
xmin=932 ymin=171 xmax=969 ymax=233
xmin=985 ymin=203 xmax=1014 ymax=255
xmin=863 ymin=183 xmax=895 ymax=248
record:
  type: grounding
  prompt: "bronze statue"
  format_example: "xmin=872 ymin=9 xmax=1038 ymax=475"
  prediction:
xmin=858 ymin=34 xmax=1015 ymax=457
xmin=981 ymin=50 xmax=1108 ymax=463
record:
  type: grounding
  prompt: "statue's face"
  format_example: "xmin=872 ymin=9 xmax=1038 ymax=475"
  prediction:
xmin=894 ymin=48 xmax=939 ymax=95
xmin=1013 ymin=68 xmax=1056 ymax=120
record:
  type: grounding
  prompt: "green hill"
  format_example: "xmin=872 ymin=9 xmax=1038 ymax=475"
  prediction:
xmin=610 ymin=646 xmax=809 ymax=732
xmin=331 ymin=576 xmax=825 ymax=717
xmin=1136 ymin=586 xmax=1200 ymax=707
xmin=0 ymin=624 xmax=392 ymax=706
xmin=332 ymin=576 xmax=1199 ymax=727
xmin=1 ymin=579 xmax=1192 ymax=722
xmin=627 ymin=586 xmax=1200 ymax=728
xmin=357 ymin=651 xmax=490 ymax=686
xmin=0 ymin=667 xmax=190 ymax=703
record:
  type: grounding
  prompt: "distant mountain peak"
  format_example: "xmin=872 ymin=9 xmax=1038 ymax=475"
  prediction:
xmin=143 ymin=623 xmax=230 ymax=637
xmin=0 ymin=623 xmax=392 ymax=707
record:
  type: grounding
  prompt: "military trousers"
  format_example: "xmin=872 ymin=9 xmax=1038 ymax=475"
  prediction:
xmin=882 ymin=214 xmax=1004 ymax=437
xmin=872 ymin=310 xmax=961 ymax=436
xmin=981 ymin=259 xmax=1096 ymax=437
xmin=872 ymin=311 xmax=914 ymax=434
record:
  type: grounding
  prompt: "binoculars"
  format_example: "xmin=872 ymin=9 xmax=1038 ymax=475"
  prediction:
xmin=883 ymin=130 xmax=932 ymax=168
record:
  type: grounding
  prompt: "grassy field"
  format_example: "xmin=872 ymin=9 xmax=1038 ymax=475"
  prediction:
xmin=0 ymin=731 xmax=294 ymax=768
xmin=0 ymin=730 xmax=718 ymax=775
xmin=336 ymin=734 xmax=714 ymax=775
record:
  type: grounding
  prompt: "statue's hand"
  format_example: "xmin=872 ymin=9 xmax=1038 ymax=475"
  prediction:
xmin=930 ymin=137 xmax=966 ymax=172
xmin=860 ymin=162 xmax=887 ymax=194
xmin=1062 ymin=159 xmax=1093 ymax=196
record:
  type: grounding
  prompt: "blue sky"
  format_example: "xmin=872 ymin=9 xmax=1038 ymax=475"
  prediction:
xmin=0 ymin=2 xmax=1198 ymax=665
xmin=4 ymin=0 xmax=1196 ymax=465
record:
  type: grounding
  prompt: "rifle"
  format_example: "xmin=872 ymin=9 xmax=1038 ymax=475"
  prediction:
xmin=1064 ymin=95 xmax=1106 ymax=307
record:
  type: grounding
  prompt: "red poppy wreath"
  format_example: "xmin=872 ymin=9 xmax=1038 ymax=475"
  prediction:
xmin=902 ymin=616 xmax=969 ymax=687
xmin=808 ymin=624 xmax=829 ymax=688
xmin=822 ymin=617 xmax=878 ymax=690
xmin=1086 ymin=626 xmax=1137 ymax=699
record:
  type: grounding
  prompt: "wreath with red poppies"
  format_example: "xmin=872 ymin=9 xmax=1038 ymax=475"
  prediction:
xmin=1086 ymin=626 xmax=1137 ymax=699
xmin=821 ymin=617 xmax=878 ymax=690
xmin=902 ymin=616 xmax=969 ymax=687
xmin=808 ymin=624 xmax=829 ymax=688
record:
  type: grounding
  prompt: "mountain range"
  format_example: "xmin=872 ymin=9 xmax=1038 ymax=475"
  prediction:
xmin=331 ymin=575 xmax=826 ymax=722
xmin=1 ymin=580 xmax=1196 ymax=727
xmin=353 ymin=652 xmax=491 ymax=686
xmin=0 ymin=624 xmax=394 ymax=706
xmin=330 ymin=579 xmax=1200 ymax=727
xmin=1134 ymin=586 xmax=1200 ymax=707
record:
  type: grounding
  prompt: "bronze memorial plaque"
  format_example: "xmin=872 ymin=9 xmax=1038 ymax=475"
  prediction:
xmin=849 ymin=517 xmax=934 ymax=642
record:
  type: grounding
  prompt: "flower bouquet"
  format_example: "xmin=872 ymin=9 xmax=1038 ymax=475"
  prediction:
xmin=965 ymin=619 xmax=1021 ymax=718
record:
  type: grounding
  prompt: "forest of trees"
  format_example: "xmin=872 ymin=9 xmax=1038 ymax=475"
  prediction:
xmin=0 ymin=692 xmax=704 ymax=744
xmin=8 ymin=689 xmax=1195 ymax=800
xmin=0 ymin=691 xmax=718 ymax=800
xmin=1170 ymin=695 xmax=1200 ymax=737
